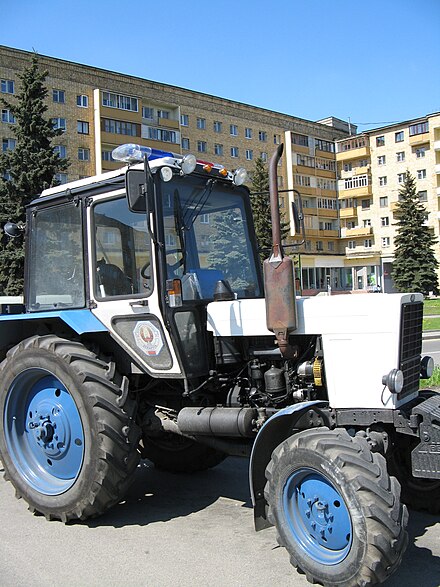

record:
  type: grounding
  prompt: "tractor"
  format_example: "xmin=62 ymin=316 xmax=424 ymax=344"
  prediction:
xmin=0 ymin=142 xmax=439 ymax=586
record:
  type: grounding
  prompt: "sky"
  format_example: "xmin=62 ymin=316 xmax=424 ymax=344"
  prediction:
xmin=1 ymin=0 xmax=439 ymax=131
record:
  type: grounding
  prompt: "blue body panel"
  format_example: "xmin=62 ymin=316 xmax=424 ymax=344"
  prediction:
xmin=0 ymin=309 xmax=107 ymax=335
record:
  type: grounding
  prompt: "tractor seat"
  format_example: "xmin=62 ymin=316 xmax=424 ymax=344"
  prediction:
xmin=97 ymin=262 xmax=132 ymax=297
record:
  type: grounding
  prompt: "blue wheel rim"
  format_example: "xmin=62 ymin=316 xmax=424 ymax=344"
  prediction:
xmin=283 ymin=467 xmax=352 ymax=565
xmin=4 ymin=369 xmax=85 ymax=495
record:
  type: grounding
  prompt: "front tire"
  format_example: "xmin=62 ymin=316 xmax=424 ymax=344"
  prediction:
xmin=265 ymin=428 xmax=408 ymax=586
xmin=0 ymin=335 xmax=140 ymax=521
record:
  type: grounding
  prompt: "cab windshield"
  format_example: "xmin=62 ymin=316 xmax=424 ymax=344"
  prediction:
xmin=161 ymin=176 xmax=262 ymax=300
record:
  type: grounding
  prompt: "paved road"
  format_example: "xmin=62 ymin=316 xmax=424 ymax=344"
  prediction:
xmin=1 ymin=457 xmax=439 ymax=587
xmin=423 ymin=337 xmax=440 ymax=366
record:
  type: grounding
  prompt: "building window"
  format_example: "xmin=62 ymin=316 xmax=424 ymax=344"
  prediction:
xmin=274 ymin=134 xmax=280 ymax=145
xmin=1 ymin=79 xmax=14 ymax=94
xmin=409 ymin=121 xmax=429 ymax=136
xmin=295 ymin=174 xmax=311 ymax=187
xmin=319 ymin=221 xmax=334 ymax=231
xmin=182 ymin=137 xmax=190 ymax=150
xmin=180 ymin=113 xmax=189 ymax=126
xmin=157 ymin=110 xmax=169 ymax=119
xmin=102 ymin=118 xmax=139 ymax=137
xmin=52 ymin=89 xmax=65 ymax=103
xmin=382 ymin=237 xmax=390 ymax=247
xmin=261 ymin=152 xmax=267 ymax=162
xmin=77 ymin=120 xmax=89 ymax=134
xmin=55 ymin=173 xmax=68 ymax=184
xmin=200 ymin=214 xmax=210 ymax=224
xmin=361 ymin=199 xmax=371 ymax=210
xmin=292 ymin=133 xmax=308 ymax=147
xmin=396 ymin=151 xmax=405 ymax=162
xmin=416 ymin=147 xmax=426 ymax=158
xmin=379 ymin=176 xmax=387 ymax=186
xmin=381 ymin=216 xmax=390 ymax=226
xmin=78 ymin=147 xmax=90 ymax=161
xmin=102 ymin=150 xmax=114 ymax=162
xmin=318 ymin=198 xmax=337 ymax=210
xmin=376 ymin=135 xmax=385 ymax=147
xmin=348 ymin=241 xmax=356 ymax=250
xmin=230 ymin=124 xmax=238 ymax=136
xmin=418 ymin=190 xmax=428 ymax=202
xmin=316 ymin=241 xmax=323 ymax=251
xmin=344 ymin=175 xmax=368 ymax=189
xmin=327 ymin=241 xmax=335 ymax=252
xmin=364 ymin=239 xmax=373 ymax=248
xmin=315 ymin=138 xmax=335 ymax=152
xmin=344 ymin=162 xmax=352 ymax=172
xmin=197 ymin=141 xmax=207 ymax=153
xmin=52 ymin=117 xmax=66 ymax=131
xmin=143 ymin=107 xmax=154 ymax=120
xmin=316 ymin=158 xmax=336 ymax=172
xmin=417 ymin=169 xmax=427 ymax=179
xmin=1 ymin=109 xmax=15 ymax=123
xmin=102 ymin=92 xmax=138 ymax=112
xmin=77 ymin=95 xmax=88 ymax=108
xmin=2 ymin=138 xmax=16 ymax=151
xmin=214 ymin=143 xmax=223 ymax=156
xmin=196 ymin=117 xmax=206 ymax=130
xmin=297 ymin=154 xmax=315 ymax=168
xmin=363 ymin=219 xmax=371 ymax=227
xmin=380 ymin=196 xmax=388 ymax=207
xmin=246 ymin=149 xmax=253 ymax=161
xmin=377 ymin=155 xmax=386 ymax=165
xmin=54 ymin=145 xmax=67 ymax=158
xmin=214 ymin=121 xmax=222 ymax=133
xmin=395 ymin=131 xmax=404 ymax=142
xmin=230 ymin=146 xmax=239 ymax=158
xmin=244 ymin=128 xmax=252 ymax=139
xmin=259 ymin=131 xmax=267 ymax=142
xmin=397 ymin=173 xmax=406 ymax=183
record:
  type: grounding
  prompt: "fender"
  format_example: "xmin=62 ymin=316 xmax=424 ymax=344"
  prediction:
xmin=249 ymin=400 xmax=328 ymax=531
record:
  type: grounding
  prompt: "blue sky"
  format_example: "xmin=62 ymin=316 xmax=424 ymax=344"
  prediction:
xmin=2 ymin=0 xmax=439 ymax=130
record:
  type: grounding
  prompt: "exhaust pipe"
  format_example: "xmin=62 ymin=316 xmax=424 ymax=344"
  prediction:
xmin=264 ymin=143 xmax=298 ymax=358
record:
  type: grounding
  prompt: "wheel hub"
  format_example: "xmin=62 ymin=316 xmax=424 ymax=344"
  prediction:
xmin=4 ymin=371 xmax=85 ymax=495
xmin=283 ymin=468 xmax=352 ymax=565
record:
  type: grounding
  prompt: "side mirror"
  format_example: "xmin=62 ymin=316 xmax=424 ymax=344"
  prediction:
xmin=126 ymin=169 xmax=147 ymax=212
xmin=3 ymin=221 xmax=25 ymax=238
xmin=290 ymin=189 xmax=305 ymax=244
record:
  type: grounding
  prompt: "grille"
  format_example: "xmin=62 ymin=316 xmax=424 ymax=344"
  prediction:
xmin=398 ymin=302 xmax=423 ymax=399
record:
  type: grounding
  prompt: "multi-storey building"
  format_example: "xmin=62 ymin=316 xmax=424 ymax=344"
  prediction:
xmin=336 ymin=112 xmax=440 ymax=292
xmin=2 ymin=45 xmax=440 ymax=293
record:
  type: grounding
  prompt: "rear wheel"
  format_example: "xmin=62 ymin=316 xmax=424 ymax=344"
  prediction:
xmin=265 ymin=428 xmax=408 ymax=586
xmin=0 ymin=335 xmax=140 ymax=521
xmin=141 ymin=433 xmax=226 ymax=473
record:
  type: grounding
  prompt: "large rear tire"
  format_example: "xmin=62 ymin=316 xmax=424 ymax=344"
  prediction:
xmin=0 ymin=335 xmax=140 ymax=521
xmin=141 ymin=433 xmax=226 ymax=473
xmin=265 ymin=428 xmax=408 ymax=586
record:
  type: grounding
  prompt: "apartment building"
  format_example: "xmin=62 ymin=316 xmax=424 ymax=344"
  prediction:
xmin=336 ymin=112 xmax=440 ymax=292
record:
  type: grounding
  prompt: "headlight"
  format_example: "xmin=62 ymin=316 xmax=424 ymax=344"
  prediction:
xmin=232 ymin=167 xmax=247 ymax=186
xmin=382 ymin=369 xmax=404 ymax=394
xmin=421 ymin=356 xmax=434 ymax=379
xmin=180 ymin=154 xmax=197 ymax=175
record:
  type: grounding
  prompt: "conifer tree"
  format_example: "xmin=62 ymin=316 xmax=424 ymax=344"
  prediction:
xmin=0 ymin=54 xmax=69 ymax=295
xmin=392 ymin=171 xmax=438 ymax=295
xmin=250 ymin=156 xmax=289 ymax=264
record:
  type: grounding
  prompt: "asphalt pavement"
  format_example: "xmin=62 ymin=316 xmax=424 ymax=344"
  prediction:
xmin=0 ymin=457 xmax=439 ymax=587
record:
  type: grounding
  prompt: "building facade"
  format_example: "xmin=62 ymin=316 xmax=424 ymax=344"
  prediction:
xmin=1 ymin=45 xmax=439 ymax=293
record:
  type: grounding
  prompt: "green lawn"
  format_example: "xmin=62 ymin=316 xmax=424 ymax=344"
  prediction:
xmin=421 ymin=366 xmax=440 ymax=387
xmin=423 ymin=298 xmax=440 ymax=316
xmin=423 ymin=316 xmax=440 ymax=331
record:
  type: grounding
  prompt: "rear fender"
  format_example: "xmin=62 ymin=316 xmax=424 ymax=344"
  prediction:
xmin=249 ymin=400 xmax=328 ymax=531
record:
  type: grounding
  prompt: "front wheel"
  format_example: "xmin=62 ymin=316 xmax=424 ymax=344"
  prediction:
xmin=0 ymin=335 xmax=140 ymax=521
xmin=265 ymin=428 xmax=408 ymax=586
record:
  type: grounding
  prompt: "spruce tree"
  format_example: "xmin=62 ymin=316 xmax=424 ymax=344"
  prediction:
xmin=392 ymin=171 xmax=438 ymax=296
xmin=0 ymin=54 xmax=69 ymax=295
xmin=250 ymin=156 xmax=289 ymax=264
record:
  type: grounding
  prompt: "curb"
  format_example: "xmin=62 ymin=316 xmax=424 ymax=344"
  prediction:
xmin=423 ymin=331 xmax=440 ymax=340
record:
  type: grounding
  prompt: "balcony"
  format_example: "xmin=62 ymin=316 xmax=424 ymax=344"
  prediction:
xmin=434 ymin=140 xmax=440 ymax=151
xmin=338 ymin=184 xmax=372 ymax=198
xmin=345 ymin=247 xmax=381 ymax=258
xmin=339 ymin=207 xmax=357 ymax=219
xmin=336 ymin=145 xmax=370 ymax=162
xmin=340 ymin=226 xmax=372 ymax=238
xmin=435 ymin=164 xmax=440 ymax=174
xmin=409 ymin=132 xmax=429 ymax=146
